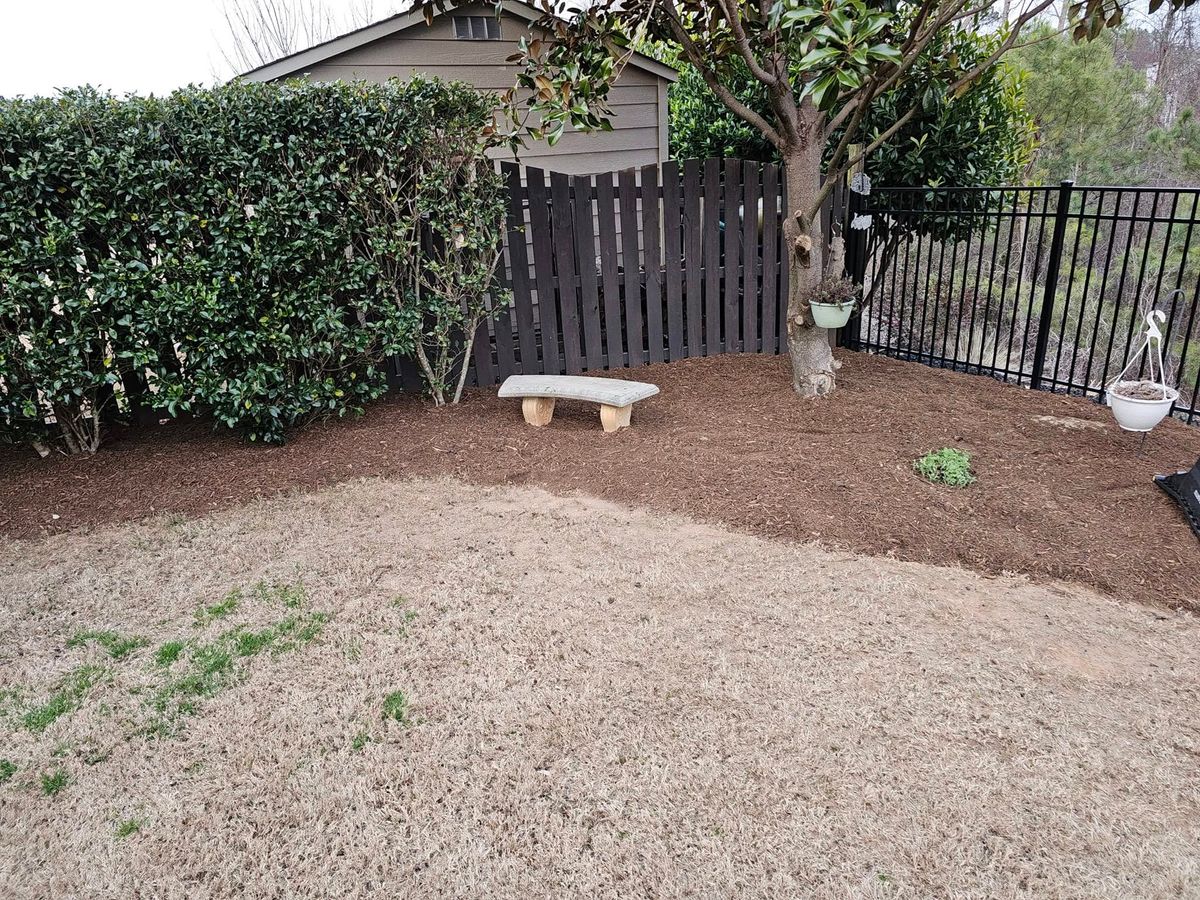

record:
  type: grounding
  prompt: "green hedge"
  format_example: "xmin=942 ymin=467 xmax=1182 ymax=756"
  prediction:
xmin=0 ymin=78 xmax=505 ymax=451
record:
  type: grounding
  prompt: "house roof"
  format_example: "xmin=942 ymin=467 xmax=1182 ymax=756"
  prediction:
xmin=238 ymin=0 xmax=677 ymax=84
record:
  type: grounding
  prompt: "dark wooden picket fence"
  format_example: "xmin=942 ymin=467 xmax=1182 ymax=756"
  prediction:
xmin=410 ymin=157 xmax=844 ymax=389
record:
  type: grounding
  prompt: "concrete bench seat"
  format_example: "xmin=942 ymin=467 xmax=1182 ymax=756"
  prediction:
xmin=498 ymin=374 xmax=659 ymax=432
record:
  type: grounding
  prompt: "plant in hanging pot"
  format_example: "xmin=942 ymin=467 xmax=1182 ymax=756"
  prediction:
xmin=807 ymin=274 xmax=858 ymax=330
xmin=1108 ymin=380 xmax=1179 ymax=432
xmin=1105 ymin=309 xmax=1179 ymax=433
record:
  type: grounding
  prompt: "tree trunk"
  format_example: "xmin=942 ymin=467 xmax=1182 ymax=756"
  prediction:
xmin=782 ymin=144 xmax=838 ymax=397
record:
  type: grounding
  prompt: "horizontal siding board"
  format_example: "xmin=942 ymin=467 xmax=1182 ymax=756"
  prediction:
xmin=303 ymin=63 xmax=660 ymax=102
xmin=321 ymin=39 xmax=662 ymax=87
xmin=499 ymin=126 xmax=663 ymax=156
xmin=506 ymin=148 xmax=659 ymax=173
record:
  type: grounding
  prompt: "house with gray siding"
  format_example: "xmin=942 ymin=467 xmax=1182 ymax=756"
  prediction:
xmin=240 ymin=0 xmax=676 ymax=175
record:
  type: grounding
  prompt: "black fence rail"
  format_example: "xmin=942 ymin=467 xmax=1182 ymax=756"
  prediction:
xmin=849 ymin=182 xmax=1200 ymax=424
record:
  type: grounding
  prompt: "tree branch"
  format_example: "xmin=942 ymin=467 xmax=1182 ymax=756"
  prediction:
xmin=824 ymin=0 xmax=1059 ymax=171
xmin=714 ymin=0 xmax=779 ymax=84
xmin=807 ymin=102 xmax=922 ymax=219
xmin=660 ymin=0 xmax=788 ymax=148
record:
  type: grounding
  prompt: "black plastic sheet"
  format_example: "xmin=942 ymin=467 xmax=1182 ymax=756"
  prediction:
xmin=1156 ymin=459 xmax=1200 ymax=539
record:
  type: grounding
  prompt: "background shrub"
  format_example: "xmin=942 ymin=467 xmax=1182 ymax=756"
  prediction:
xmin=0 ymin=78 xmax=504 ymax=451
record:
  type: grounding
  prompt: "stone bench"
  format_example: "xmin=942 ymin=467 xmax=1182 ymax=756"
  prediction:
xmin=498 ymin=374 xmax=660 ymax=432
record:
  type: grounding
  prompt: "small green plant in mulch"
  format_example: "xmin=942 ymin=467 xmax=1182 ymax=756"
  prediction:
xmin=22 ymin=665 xmax=107 ymax=733
xmin=0 ymin=759 xmax=17 ymax=784
xmin=351 ymin=730 xmax=372 ymax=752
xmin=913 ymin=448 xmax=977 ymax=487
xmin=382 ymin=691 xmax=410 ymax=725
xmin=115 ymin=818 xmax=144 ymax=839
xmin=67 ymin=629 xmax=149 ymax=661
xmin=40 ymin=769 xmax=69 ymax=796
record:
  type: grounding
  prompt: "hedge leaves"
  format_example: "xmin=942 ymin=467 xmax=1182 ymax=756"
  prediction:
xmin=0 ymin=78 xmax=505 ymax=451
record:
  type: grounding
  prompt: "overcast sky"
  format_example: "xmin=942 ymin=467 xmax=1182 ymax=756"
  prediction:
xmin=0 ymin=1 xmax=243 ymax=97
xmin=0 ymin=0 xmax=1166 ymax=99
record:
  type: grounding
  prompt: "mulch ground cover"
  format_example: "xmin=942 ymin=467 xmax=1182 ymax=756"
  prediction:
xmin=2 ymin=351 xmax=1197 ymax=611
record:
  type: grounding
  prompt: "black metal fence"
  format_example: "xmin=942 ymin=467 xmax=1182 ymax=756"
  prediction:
xmin=847 ymin=181 xmax=1200 ymax=424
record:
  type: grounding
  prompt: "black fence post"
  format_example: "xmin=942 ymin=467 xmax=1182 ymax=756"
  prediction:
xmin=842 ymin=186 xmax=868 ymax=349
xmin=1030 ymin=179 xmax=1074 ymax=390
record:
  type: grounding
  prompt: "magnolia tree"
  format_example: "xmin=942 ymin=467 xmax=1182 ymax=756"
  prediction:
xmin=439 ymin=0 xmax=1194 ymax=398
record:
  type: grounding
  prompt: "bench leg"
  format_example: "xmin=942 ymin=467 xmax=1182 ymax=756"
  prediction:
xmin=521 ymin=396 xmax=555 ymax=427
xmin=599 ymin=403 xmax=632 ymax=433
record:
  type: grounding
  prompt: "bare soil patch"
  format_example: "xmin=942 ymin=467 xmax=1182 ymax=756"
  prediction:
xmin=1 ymin=479 xmax=1198 ymax=898
xmin=2 ymin=352 xmax=1197 ymax=609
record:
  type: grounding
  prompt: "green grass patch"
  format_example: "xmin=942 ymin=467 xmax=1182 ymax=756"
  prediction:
xmin=913 ymin=448 xmax=977 ymax=487
xmin=391 ymin=600 xmax=419 ymax=637
xmin=230 ymin=611 xmax=330 ymax=658
xmin=382 ymin=690 xmax=410 ymax=725
xmin=115 ymin=818 xmax=144 ymax=838
xmin=146 ymin=609 xmax=330 ymax=738
xmin=195 ymin=589 xmax=242 ymax=625
xmin=154 ymin=641 xmax=185 ymax=667
xmin=15 ymin=579 xmax=328 ymax=745
xmin=40 ymin=769 xmax=68 ymax=796
xmin=351 ymin=730 xmax=372 ymax=752
xmin=0 ymin=759 xmax=16 ymax=784
xmin=254 ymin=579 xmax=307 ymax=609
xmin=22 ymin=665 xmax=106 ymax=733
xmin=67 ymin=629 xmax=149 ymax=661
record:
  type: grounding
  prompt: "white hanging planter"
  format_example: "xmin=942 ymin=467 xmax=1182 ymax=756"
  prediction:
xmin=1107 ymin=382 xmax=1179 ymax=432
xmin=1105 ymin=309 xmax=1178 ymax=433
xmin=810 ymin=300 xmax=855 ymax=329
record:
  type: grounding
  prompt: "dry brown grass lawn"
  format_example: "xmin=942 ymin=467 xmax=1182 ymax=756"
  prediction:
xmin=1 ymin=477 xmax=1198 ymax=899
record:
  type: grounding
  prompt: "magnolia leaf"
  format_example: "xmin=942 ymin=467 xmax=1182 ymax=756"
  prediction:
xmin=869 ymin=43 xmax=902 ymax=65
xmin=795 ymin=46 xmax=841 ymax=71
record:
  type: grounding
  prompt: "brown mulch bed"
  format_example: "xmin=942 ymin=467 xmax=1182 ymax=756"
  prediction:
xmin=2 ymin=351 xmax=1197 ymax=610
